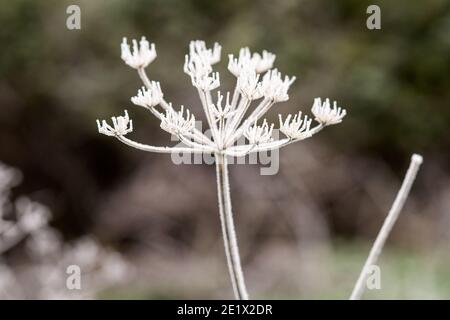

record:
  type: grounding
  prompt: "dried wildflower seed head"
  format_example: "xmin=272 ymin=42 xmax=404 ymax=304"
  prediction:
xmin=121 ymin=37 xmax=157 ymax=69
xmin=244 ymin=119 xmax=274 ymax=144
xmin=184 ymin=53 xmax=213 ymax=78
xmin=160 ymin=105 xmax=196 ymax=135
xmin=190 ymin=72 xmax=220 ymax=91
xmin=253 ymin=50 xmax=276 ymax=73
xmin=97 ymin=110 xmax=133 ymax=136
xmin=189 ymin=40 xmax=222 ymax=65
xmin=228 ymin=48 xmax=276 ymax=77
xmin=237 ymin=68 xmax=263 ymax=100
xmin=228 ymin=48 xmax=251 ymax=77
xmin=131 ymin=83 xmax=163 ymax=109
xmin=184 ymin=42 xmax=222 ymax=89
xmin=260 ymin=69 xmax=296 ymax=102
xmin=279 ymin=112 xmax=313 ymax=140
xmin=184 ymin=41 xmax=221 ymax=80
xmin=311 ymin=98 xmax=346 ymax=125
xmin=210 ymin=92 xmax=235 ymax=120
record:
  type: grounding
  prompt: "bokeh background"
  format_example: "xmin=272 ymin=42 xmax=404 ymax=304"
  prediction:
xmin=1 ymin=0 xmax=450 ymax=299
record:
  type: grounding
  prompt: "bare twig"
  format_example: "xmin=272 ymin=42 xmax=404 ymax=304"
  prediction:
xmin=350 ymin=153 xmax=423 ymax=300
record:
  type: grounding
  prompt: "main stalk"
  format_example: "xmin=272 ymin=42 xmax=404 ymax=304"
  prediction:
xmin=214 ymin=153 xmax=249 ymax=300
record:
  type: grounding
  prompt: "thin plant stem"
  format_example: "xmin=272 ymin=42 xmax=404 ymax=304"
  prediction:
xmin=215 ymin=153 xmax=249 ymax=300
xmin=350 ymin=153 xmax=423 ymax=300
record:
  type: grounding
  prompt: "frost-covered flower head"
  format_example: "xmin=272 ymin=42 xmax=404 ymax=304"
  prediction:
xmin=279 ymin=112 xmax=313 ymax=140
xmin=184 ymin=53 xmax=212 ymax=79
xmin=160 ymin=105 xmax=195 ymax=136
xmin=228 ymin=47 xmax=276 ymax=77
xmin=189 ymin=40 xmax=221 ymax=65
xmin=244 ymin=119 xmax=274 ymax=144
xmin=97 ymin=110 xmax=133 ymax=136
xmin=253 ymin=50 xmax=276 ymax=73
xmin=183 ymin=40 xmax=222 ymax=92
xmin=191 ymin=72 xmax=220 ymax=91
xmin=210 ymin=92 xmax=234 ymax=120
xmin=237 ymin=68 xmax=262 ymax=100
xmin=121 ymin=37 xmax=157 ymax=69
xmin=131 ymin=83 xmax=163 ymax=109
xmin=99 ymin=37 xmax=346 ymax=159
xmin=311 ymin=98 xmax=346 ymax=125
xmin=260 ymin=69 xmax=296 ymax=102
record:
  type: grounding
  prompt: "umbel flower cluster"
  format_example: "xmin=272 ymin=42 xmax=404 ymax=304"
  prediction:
xmin=97 ymin=37 xmax=346 ymax=156
xmin=96 ymin=37 xmax=346 ymax=300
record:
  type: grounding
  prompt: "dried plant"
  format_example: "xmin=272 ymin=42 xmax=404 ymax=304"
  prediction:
xmin=97 ymin=37 xmax=346 ymax=299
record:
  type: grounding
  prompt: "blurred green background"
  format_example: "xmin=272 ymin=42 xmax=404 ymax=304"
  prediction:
xmin=1 ymin=0 xmax=450 ymax=299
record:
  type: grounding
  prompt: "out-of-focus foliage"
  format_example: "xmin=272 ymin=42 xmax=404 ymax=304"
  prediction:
xmin=0 ymin=162 xmax=131 ymax=299
xmin=0 ymin=0 xmax=449 ymax=298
